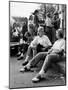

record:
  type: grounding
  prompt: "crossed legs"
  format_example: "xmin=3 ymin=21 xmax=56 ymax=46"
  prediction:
xmin=20 ymin=52 xmax=47 ymax=71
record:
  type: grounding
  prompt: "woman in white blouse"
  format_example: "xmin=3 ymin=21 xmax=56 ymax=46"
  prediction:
xmin=31 ymin=29 xmax=65 ymax=82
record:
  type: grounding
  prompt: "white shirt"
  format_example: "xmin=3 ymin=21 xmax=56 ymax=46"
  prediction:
xmin=13 ymin=28 xmax=19 ymax=37
xmin=30 ymin=35 xmax=52 ymax=48
xmin=45 ymin=17 xmax=53 ymax=27
xmin=52 ymin=39 xmax=65 ymax=51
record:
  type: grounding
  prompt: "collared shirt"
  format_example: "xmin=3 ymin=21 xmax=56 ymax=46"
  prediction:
xmin=30 ymin=35 xmax=52 ymax=48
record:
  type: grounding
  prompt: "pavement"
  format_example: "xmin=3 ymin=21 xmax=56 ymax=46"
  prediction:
xmin=9 ymin=57 xmax=66 ymax=89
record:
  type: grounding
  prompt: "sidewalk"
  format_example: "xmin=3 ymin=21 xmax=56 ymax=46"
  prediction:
xmin=9 ymin=57 xmax=66 ymax=89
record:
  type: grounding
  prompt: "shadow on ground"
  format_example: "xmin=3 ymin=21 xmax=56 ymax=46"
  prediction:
xmin=9 ymin=57 xmax=66 ymax=89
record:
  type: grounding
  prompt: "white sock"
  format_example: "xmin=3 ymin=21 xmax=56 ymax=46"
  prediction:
xmin=25 ymin=55 xmax=29 ymax=62
xmin=39 ymin=70 xmax=45 ymax=77
xmin=26 ymin=63 xmax=31 ymax=69
xmin=20 ymin=53 xmax=24 ymax=57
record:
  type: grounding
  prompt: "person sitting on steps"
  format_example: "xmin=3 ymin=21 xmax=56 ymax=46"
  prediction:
xmin=20 ymin=29 xmax=65 ymax=83
xmin=22 ymin=26 xmax=52 ymax=66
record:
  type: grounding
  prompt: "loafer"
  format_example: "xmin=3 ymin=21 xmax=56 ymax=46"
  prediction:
xmin=17 ymin=56 xmax=23 ymax=60
xmin=32 ymin=74 xmax=45 ymax=83
xmin=20 ymin=67 xmax=33 ymax=72
xmin=17 ymin=53 xmax=21 ymax=57
xmin=22 ymin=61 xmax=28 ymax=66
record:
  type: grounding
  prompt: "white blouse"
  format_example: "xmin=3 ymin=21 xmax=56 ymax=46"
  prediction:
xmin=52 ymin=39 xmax=65 ymax=51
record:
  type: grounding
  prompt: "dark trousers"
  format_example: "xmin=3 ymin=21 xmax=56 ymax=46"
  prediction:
xmin=45 ymin=26 xmax=53 ymax=43
xmin=18 ymin=43 xmax=28 ymax=54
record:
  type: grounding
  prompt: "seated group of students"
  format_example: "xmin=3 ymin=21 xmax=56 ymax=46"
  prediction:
xmin=17 ymin=26 xmax=65 ymax=83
